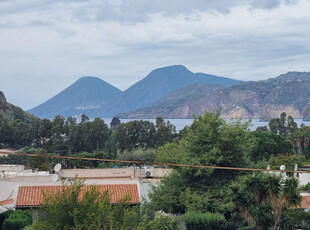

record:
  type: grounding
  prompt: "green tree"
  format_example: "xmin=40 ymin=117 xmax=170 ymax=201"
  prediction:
xmin=70 ymin=151 xmax=108 ymax=168
xmin=115 ymin=120 xmax=156 ymax=151
xmin=289 ymin=129 xmax=310 ymax=155
xmin=104 ymin=131 xmax=118 ymax=156
xmin=250 ymin=131 xmax=293 ymax=163
xmin=64 ymin=116 xmax=77 ymax=154
xmin=23 ymin=147 xmax=50 ymax=171
xmin=67 ymin=115 xmax=91 ymax=153
xmin=1 ymin=119 xmax=32 ymax=148
xmin=0 ymin=210 xmax=13 ymax=229
xmin=2 ymin=210 xmax=32 ymax=230
xmin=30 ymin=179 xmax=141 ymax=230
xmin=154 ymin=117 xmax=177 ymax=147
xmin=150 ymin=111 xmax=252 ymax=215
xmin=178 ymin=111 xmax=251 ymax=188
xmin=183 ymin=211 xmax=226 ymax=230
xmin=118 ymin=148 xmax=157 ymax=163
xmin=230 ymin=173 xmax=301 ymax=230
xmin=149 ymin=171 xmax=186 ymax=214
xmin=138 ymin=213 xmax=181 ymax=230
xmin=280 ymin=209 xmax=310 ymax=229
xmin=268 ymin=154 xmax=307 ymax=170
xmin=28 ymin=117 xmax=41 ymax=148
xmin=269 ymin=112 xmax=297 ymax=136
xmin=157 ymin=142 xmax=186 ymax=165
xmin=89 ymin=117 xmax=111 ymax=151
xmin=37 ymin=118 xmax=53 ymax=150
xmin=50 ymin=115 xmax=67 ymax=153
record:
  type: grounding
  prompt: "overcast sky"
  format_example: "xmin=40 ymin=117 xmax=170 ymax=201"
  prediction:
xmin=1 ymin=0 xmax=310 ymax=110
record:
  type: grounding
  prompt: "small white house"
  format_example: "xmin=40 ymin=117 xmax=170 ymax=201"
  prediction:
xmin=297 ymin=166 xmax=310 ymax=186
xmin=0 ymin=148 xmax=16 ymax=157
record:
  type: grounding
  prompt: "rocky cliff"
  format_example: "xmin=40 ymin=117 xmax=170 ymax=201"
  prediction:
xmin=0 ymin=91 xmax=36 ymax=122
xmin=0 ymin=91 xmax=6 ymax=102
xmin=121 ymin=72 xmax=310 ymax=119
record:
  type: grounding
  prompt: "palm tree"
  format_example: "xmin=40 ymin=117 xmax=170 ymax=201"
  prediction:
xmin=230 ymin=182 xmax=260 ymax=229
xmin=230 ymin=173 xmax=301 ymax=230
xmin=272 ymin=177 xmax=301 ymax=230
xmin=230 ymin=174 xmax=272 ymax=230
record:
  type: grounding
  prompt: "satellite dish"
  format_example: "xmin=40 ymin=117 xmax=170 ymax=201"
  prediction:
xmin=280 ymin=165 xmax=286 ymax=170
xmin=52 ymin=174 xmax=59 ymax=182
xmin=54 ymin=163 xmax=62 ymax=172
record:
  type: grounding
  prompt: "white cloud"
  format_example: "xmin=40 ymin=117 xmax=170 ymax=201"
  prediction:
xmin=0 ymin=0 xmax=309 ymax=110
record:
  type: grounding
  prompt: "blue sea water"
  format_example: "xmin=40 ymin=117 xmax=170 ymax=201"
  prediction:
xmin=102 ymin=118 xmax=310 ymax=133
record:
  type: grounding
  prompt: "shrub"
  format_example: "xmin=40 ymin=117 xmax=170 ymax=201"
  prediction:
xmin=138 ymin=213 xmax=181 ymax=230
xmin=0 ymin=209 xmax=14 ymax=229
xmin=2 ymin=210 xmax=32 ymax=230
xmin=183 ymin=211 xmax=226 ymax=230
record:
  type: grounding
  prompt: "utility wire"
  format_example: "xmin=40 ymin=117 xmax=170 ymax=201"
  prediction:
xmin=1 ymin=151 xmax=309 ymax=174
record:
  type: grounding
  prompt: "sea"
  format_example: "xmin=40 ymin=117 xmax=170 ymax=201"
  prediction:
xmin=102 ymin=118 xmax=310 ymax=133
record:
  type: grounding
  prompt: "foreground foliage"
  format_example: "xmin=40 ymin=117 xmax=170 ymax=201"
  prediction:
xmin=31 ymin=180 xmax=140 ymax=230
xmin=183 ymin=211 xmax=226 ymax=230
xmin=138 ymin=213 xmax=181 ymax=230
xmin=230 ymin=173 xmax=301 ymax=230
xmin=30 ymin=179 xmax=180 ymax=230
xmin=151 ymin=111 xmax=252 ymax=228
xmin=2 ymin=210 xmax=32 ymax=230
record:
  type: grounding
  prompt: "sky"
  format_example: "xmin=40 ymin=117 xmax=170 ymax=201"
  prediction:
xmin=1 ymin=0 xmax=310 ymax=110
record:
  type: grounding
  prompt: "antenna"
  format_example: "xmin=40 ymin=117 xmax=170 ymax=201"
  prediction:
xmin=280 ymin=165 xmax=285 ymax=170
xmin=52 ymin=163 xmax=62 ymax=182
xmin=52 ymin=174 xmax=59 ymax=182
xmin=54 ymin=163 xmax=62 ymax=172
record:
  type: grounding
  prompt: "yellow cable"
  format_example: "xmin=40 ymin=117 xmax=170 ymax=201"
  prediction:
xmin=1 ymin=151 xmax=308 ymax=174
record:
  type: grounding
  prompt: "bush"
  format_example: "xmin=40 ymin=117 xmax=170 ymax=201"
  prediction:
xmin=299 ymin=182 xmax=310 ymax=191
xmin=30 ymin=179 xmax=141 ymax=230
xmin=118 ymin=148 xmax=157 ymax=163
xmin=138 ymin=213 xmax=181 ymax=230
xmin=0 ymin=209 xmax=14 ymax=229
xmin=183 ymin=211 xmax=226 ymax=230
xmin=2 ymin=210 xmax=32 ymax=230
xmin=70 ymin=151 xmax=105 ymax=168
xmin=280 ymin=209 xmax=310 ymax=229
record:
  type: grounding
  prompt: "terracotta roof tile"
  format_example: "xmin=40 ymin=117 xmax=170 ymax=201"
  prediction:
xmin=0 ymin=199 xmax=13 ymax=206
xmin=301 ymin=196 xmax=310 ymax=209
xmin=16 ymin=184 xmax=140 ymax=208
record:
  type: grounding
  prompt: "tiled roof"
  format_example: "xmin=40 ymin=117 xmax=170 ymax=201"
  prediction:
xmin=16 ymin=184 xmax=140 ymax=208
xmin=301 ymin=196 xmax=310 ymax=209
xmin=0 ymin=148 xmax=16 ymax=152
xmin=0 ymin=199 xmax=13 ymax=206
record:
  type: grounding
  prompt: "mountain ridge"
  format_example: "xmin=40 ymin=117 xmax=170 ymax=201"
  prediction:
xmin=118 ymin=83 xmax=226 ymax=118
xmin=28 ymin=65 xmax=241 ymax=119
xmin=90 ymin=65 xmax=240 ymax=117
xmin=28 ymin=76 xmax=123 ymax=118
xmin=121 ymin=71 xmax=310 ymax=119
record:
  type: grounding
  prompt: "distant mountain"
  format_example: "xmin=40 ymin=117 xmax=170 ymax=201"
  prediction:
xmin=92 ymin=65 xmax=240 ymax=117
xmin=207 ymin=71 xmax=310 ymax=119
xmin=122 ymin=71 xmax=310 ymax=119
xmin=28 ymin=77 xmax=123 ymax=118
xmin=119 ymin=83 xmax=226 ymax=118
xmin=0 ymin=91 xmax=36 ymax=122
